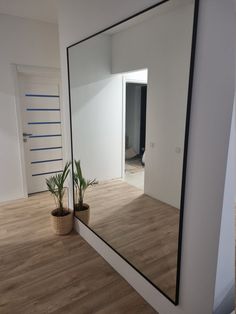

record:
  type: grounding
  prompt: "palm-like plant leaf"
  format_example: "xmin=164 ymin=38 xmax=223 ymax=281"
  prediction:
xmin=46 ymin=161 xmax=71 ymax=215
xmin=73 ymin=160 xmax=97 ymax=210
xmin=74 ymin=160 xmax=83 ymax=181
xmin=87 ymin=179 xmax=97 ymax=187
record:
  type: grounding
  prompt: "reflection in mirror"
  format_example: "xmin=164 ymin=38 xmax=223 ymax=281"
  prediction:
xmin=68 ymin=0 xmax=196 ymax=303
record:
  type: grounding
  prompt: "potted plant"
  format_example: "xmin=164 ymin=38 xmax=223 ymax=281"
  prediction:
xmin=73 ymin=160 xmax=97 ymax=224
xmin=46 ymin=162 xmax=73 ymax=235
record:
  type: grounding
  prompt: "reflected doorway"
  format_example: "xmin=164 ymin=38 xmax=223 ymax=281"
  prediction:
xmin=124 ymin=81 xmax=147 ymax=191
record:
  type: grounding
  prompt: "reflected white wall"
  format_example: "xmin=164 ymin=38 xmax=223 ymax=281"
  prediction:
xmin=124 ymin=69 xmax=148 ymax=83
xmin=112 ymin=3 xmax=194 ymax=208
xmin=69 ymin=3 xmax=194 ymax=208
xmin=69 ymin=34 xmax=123 ymax=181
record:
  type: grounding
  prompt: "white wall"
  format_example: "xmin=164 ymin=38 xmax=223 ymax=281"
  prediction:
xmin=235 ymin=103 xmax=236 ymax=204
xmin=69 ymin=34 xmax=123 ymax=181
xmin=213 ymin=108 xmax=235 ymax=314
xmin=57 ymin=0 xmax=235 ymax=313
xmin=124 ymin=69 xmax=148 ymax=83
xmin=112 ymin=3 xmax=194 ymax=208
xmin=0 ymin=14 xmax=60 ymax=203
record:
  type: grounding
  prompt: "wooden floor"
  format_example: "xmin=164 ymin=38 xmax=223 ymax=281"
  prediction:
xmin=125 ymin=157 xmax=144 ymax=174
xmin=0 ymin=192 xmax=157 ymax=314
xmin=78 ymin=180 xmax=179 ymax=301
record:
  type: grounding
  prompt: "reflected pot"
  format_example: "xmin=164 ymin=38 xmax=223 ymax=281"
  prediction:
xmin=75 ymin=203 xmax=90 ymax=224
xmin=51 ymin=210 xmax=73 ymax=235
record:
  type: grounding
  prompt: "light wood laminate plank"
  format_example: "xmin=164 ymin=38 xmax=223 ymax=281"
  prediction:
xmin=0 ymin=192 xmax=157 ymax=314
xmin=77 ymin=180 xmax=179 ymax=300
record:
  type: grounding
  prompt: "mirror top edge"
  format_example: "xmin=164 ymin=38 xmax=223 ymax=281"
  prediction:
xmin=67 ymin=0 xmax=194 ymax=50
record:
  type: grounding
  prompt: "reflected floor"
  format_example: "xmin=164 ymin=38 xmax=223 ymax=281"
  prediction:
xmin=124 ymin=157 xmax=144 ymax=190
xmin=77 ymin=180 xmax=179 ymax=300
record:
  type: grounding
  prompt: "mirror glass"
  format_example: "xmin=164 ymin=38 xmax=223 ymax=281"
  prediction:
xmin=68 ymin=0 xmax=196 ymax=303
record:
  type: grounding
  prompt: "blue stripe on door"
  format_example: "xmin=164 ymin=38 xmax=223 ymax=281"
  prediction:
xmin=25 ymin=94 xmax=59 ymax=98
xmin=32 ymin=170 xmax=63 ymax=177
xmin=28 ymin=122 xmax=61 ymax=125
xmin=30 ymin=146 xmax=62 ymax=151
xmin=29 ymin=134 xmax=61 ymax=138
xmin=31 ymin=158 xmax=63 ymax=164
xmin=27 ymin=108 xmax=60 ymax=111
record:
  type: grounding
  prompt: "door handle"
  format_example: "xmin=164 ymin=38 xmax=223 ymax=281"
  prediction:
xmin=23 ymin=133 xmax=32 ymax=137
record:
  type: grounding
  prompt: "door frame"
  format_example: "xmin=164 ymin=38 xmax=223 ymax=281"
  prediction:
xmin=122 ymin=75 xmax=148 ymax=179
xmin=12 ymin=64 xmax=61 ymax=197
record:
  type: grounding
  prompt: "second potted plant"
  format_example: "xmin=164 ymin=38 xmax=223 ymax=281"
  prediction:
xmin=73 ymin=160 xmax=97 ymax=224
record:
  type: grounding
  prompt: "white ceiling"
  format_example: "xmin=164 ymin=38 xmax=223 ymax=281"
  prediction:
xmin=0 ymin=0 xmax=235 ymax=25
xmin=0 ymin=0 xmax=58 ymax=24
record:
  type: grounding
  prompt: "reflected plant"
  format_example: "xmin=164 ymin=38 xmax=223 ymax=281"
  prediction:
xmin=73 ymin=160 xmax=97 ymax=210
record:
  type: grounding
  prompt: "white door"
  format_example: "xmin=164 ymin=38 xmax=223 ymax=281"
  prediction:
xmin=19 ymin=73 xmax=64 ymax=194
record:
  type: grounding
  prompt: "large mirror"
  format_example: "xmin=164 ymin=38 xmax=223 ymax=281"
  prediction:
xmin=67 ymin=0 xmax=198 ymax=304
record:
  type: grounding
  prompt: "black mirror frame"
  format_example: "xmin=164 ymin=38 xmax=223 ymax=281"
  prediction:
xmin=66 ymin=0 xmax=200 ymax=305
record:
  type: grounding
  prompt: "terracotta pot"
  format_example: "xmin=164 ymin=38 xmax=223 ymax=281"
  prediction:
xmin=75 ymin=203 xmax=90 ymax=225
xmin=51 ymin=210 xmax=73 ymax=235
